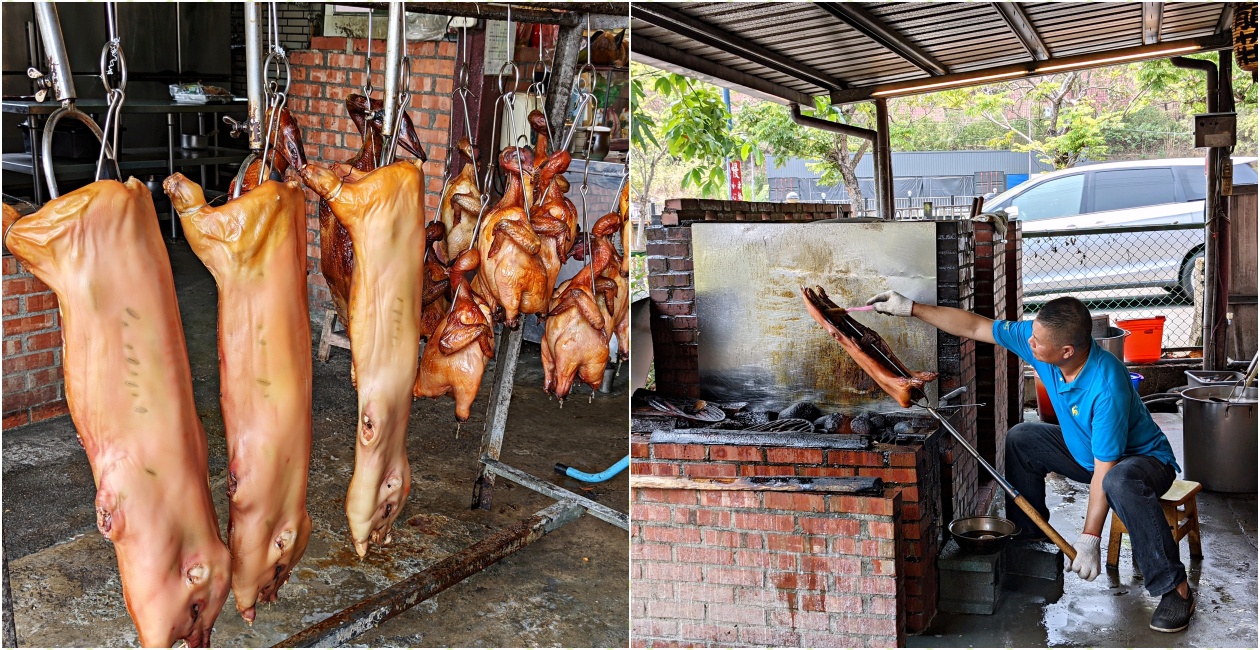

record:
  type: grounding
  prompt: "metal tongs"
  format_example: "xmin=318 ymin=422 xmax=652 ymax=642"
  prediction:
xmin=1226 ymin=352 xmax=1259 ymax=402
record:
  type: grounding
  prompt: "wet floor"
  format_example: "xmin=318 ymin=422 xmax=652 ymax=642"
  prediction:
xmin=3 ymin=239 xmax=629 ymax=647
xmin=910 ymin=410 xmax=1257 ymax=648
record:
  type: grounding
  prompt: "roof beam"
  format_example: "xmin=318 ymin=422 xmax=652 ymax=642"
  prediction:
xmin=1215 ymin=3 xmax=1236 ymax=37
xmin=1143 ymin=2 xmax=1164 ymax=45
xmin=816 ymin=2 xmax=950 ymax=76
xmin=992 ymin=2 xmax=1050 ymax=61
xmin=631 ymin=4 xmax=847 ymax=93
xmin=632 ymin=37 xmax=814 ymax=106
xmin=830 ymin=33 xmax=1231 ymax=104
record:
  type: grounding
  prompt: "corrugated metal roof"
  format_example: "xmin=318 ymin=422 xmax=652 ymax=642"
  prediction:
xmin=631 ymin=2 xmax=1234 ymax=105
xmin=767 ymin=151 xmax=1056 ymax=179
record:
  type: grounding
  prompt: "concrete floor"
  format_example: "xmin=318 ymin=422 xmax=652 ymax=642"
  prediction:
xmin=910 ymin=410 xmax=1258 ymax=648
xmin=3 ymin=239 xmax=629 ymax=647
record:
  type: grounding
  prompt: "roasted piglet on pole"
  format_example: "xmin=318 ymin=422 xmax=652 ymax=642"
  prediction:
xmin=301 ymin=158 xmax=427 ymax=557
xmin=227 ymin=106 xmax=307 ymax=196
xmin=437 ymin=137 xmax=482 ymax=263
xmin=542 ymin=243 xmax=618 ymax=401
xmin=164 ymin=174 xmax=313 ymax=624
xmin=414 ymin=249 xmax=495 ymax=422
xmin=2 ymin=184 xmax=230 ymax=647
xmin=800 ymin=286 xmax=938 ymax=408
xmin=319 ymin=94 xmax=427 ymax=330
xmin=473 ymin=147 xmax=549 ymax=328
xmin=420 ymin=222 xmax=452 ymax=340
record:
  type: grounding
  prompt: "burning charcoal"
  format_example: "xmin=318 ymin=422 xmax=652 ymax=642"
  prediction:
xmin=814 ymin=413 xmax=847 ymax=434
xmin=893 ymin=420 xmax=916 ymax=437
xmin=869 ymin=413 xmax=887 ymax=430
xmin=850 ymin=413 xmax=872 ymax=436
xmin=778 ymin=401 xmax=822 ymax=422
xmin=729 ymin=411 xmax=772 ymax=428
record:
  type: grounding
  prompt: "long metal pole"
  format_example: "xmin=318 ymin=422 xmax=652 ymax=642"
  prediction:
xmin=273 ymin=501 xmax=584 ymax=648
xmin=32 ymin=3 xmax=74 ymax=104
xmin=380 ymin=2 xmax=404 ymax=163
xmin=244 ymin=2 xmax=265 ymax=151
xmin=873 ymin=98 xmax=894 ymax=220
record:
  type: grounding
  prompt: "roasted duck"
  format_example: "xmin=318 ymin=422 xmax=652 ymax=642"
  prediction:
xmin=527 ymin=109 xmax=552 ymax=170
xmin=473 ymin=147 xmax=548 ymax=328
xmin=800 ymin=286 xmax=937 ymax=408
xmin=437 ymin=137 xmax=482 ymax=263
xmin=3 ymin=184 xmax=230 ymax=647
xmin=420 ymin=221 xmax=452 ymax=341
xmin=227 ymin=106 xmax=307 ymax=196
xmin=542 ymin=243 xmax=618 ymax=401
xmin=164 ymin=174 xmax=313 ymax=624
xmin=319 ymin=94 xmax=428 ymax=330
xmin=414 ymin=249 xmax=495 ymax=422
xmin=301 ymin=159 xmax=427 ymax=557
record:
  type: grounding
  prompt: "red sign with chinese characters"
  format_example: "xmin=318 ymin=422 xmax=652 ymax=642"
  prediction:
xmin=729 ymin=159 xmax=743 ymax=201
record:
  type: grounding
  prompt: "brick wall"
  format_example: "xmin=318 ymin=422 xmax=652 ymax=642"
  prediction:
xmin=933 ymin=221 xmax=979 ymax=524
xmin=2 ymin=255 xmax=67 ymax=428
xmin=1004 ymin=222 xmax=1025 ymax=431
xmin=230 ymin=3 xmax=322 ymax=95
xmin=286 ymin=36 xmax=456 ymax=325
xmin=972 ymin=222 xmax=1009 ymax=476
xmin=631 ymin=436 xmax=909 ymax=647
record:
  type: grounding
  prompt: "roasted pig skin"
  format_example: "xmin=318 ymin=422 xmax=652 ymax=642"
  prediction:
xmin=165 ymin=174 xmax=314 ymax=623
xmin=3 ymin=183 xmax=230 ymax=647
xmin=800 ymin=285 xmax=937 ymax=408
xmin=301 ymin=160 xmax=426 ymax=557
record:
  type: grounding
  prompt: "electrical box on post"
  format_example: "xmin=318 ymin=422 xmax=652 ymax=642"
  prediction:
xmin=1194 ymin=112 xmax=1237 ymax=148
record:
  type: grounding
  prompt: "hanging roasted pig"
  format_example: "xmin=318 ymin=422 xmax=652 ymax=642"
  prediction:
xmin=800 ymin=285 xmax=938 ymax=408
xmin=472 ymin=147 xmax=549 ymax=328
xmin=2 ymin=185 xmax=230 ymax=647
xmin=300 ymin=158 xmax=427 ymax=557
xmin=163 ymin=173 xmax=313 ymax=624
xmin=319 ymin=93 xmax=428 ymax=330
xmin=420 ymin=221 xmax=451 ymax=340
xmin=542 ymin=242 xmax=618 ymax=401
xmin=437 ymin=137 xmax=482 ymax=263
xmin=414 ymin=249 xmax=495 ymax=422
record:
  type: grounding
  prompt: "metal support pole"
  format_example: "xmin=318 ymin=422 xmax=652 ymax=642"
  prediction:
xmin=471 ymin=327 xmax=524 ymax=509
xmin=33 ymin=3 xmax=75 ymax=104
xmin=873 ymin=98 xmax=894 ymax=221
xmin=546 ymin=23 xmax=585 ymax=141
xmin=274 ymin=500 xmax=584 ymax=648
xmin=168 ymin=112 xmax=178 ymax=239
xmin=244 ymin=2 xmax=265 ymax=151
xmin=26 ymin=116 xmax=43 ymax=205
xmin=380 ymin=2 xmax=404 ymax=163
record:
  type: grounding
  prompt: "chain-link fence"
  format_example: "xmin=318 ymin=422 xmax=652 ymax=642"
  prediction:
xmin=1021 ymin=222 xmax=1205 ymax=350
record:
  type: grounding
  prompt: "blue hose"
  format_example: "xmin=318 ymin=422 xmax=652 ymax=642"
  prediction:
xmin=554 ymin=455 xmax=629 ymax=483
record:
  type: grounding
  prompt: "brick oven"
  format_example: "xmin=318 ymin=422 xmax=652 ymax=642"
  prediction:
xmin=633 ymin=200 xmax=1019 ymax=645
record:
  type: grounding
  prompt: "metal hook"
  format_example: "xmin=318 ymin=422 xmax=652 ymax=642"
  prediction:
xmin=363 ymin=8 xmax=374 ymax=98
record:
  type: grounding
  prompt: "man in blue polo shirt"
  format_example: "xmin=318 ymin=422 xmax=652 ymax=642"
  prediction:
xmin=867 ymin=290 xmax=1193 ymax=633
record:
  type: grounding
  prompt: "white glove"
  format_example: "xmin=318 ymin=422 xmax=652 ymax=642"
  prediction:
xmin=1069 ymin=533 xmax=1101 ymax=581
xmin=866 ymin=291 xmax=914 ymax=317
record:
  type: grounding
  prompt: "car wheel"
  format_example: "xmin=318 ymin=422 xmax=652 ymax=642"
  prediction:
xmin=1176 ymin=248 xmax=1204 ymax=303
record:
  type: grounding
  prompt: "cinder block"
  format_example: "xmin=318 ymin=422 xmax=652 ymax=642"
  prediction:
xmin=1004 ymin=539 xmax=1064 ymax=582
xmin=938 ymin=538 xmax=1002 ymax=614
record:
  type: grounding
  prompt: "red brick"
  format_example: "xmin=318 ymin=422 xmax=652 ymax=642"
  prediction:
xmin=690 ymin=508 xmax=730 ymax=527
xmin=2 ymin=298 xmax=18 ymax=316
xmin=765 ymin=533 xmax=806 ymax=554
xmin=3 ymin=312 xmax=55 ymax=335
xmin=867 ymin=558 xmax=897 ymax=575
xmin=631 ymin=618 xmax=678 ymax=639
xmin=865 ymin=596 xmax=897 ymax=615
xmin=768 ymin=609 xmax=832 ymax=631
xmin=640 ymin=525 xmax=702 ymax=545
xmin=763 ymin=491 xmax=823 ymax=512
xmin=631 ymin=504 xmax=672 ymax=522
xmin=4 ymin=385 xmax=58 ymax=411
xmin=682 ymin=462 xmax=737 ymax=478
xmin=631 ymin=441 xmax=649 ymax=458
xmin=28 ymin=366 xmax=63 ymax=388
xmin=3 ymin=374 xmax=26 ymax=394
xmin=707 ymin=567 xmax=764 ymax=587
xmin=860 ymin=575 xmax=897 ymax=595
xmin=830 ymin=536 xmax=859 ymax=555
xmin=3 ymin=351 xmax=54 ymax=374
xmin=2 ymin=256 xmax=18 ymax=274
xmin=707 ymin=603 xmax=766 ymax=625
xmin=635 ymin=488 xmax=697 ymax=505
xmin=827 ymin=450 xmax=885 ymax=466
xmin=676 ymin=546 xmax=733 ymax=565
xmin=799 ymin=517 xmax=860 ymax=536
xmin=766 ymin=447 xmax=824 ymax=464
xmin=707 ymin=445 xmax=763 ymax=462
xmin=797 ymin=466 xmax=856 ymax=477
xmin=652 ymin=443 xmax=705 ymax=460
xmin=830 ymin=495 xmax=896 ymax=516
xmin=858 ymin=467 xmax=920 ymax=483
xmin=29 ymin=400 xmax=68 ymax=422
xmin=643 ymin=561 xmax=703 ymax=583
xmin=698 ymin=490 xmax=759 ymax=509
xmin=632 ymin=542 xmax=673 ymax=562
xmin=866 ymin=521 xmax=896 ymax=539
xmin=290 ymin=50 xmax=325 ymax=66
xmin=739 ymin=464 xmax=795 ymax=477
xmin=768 ymin=570 xmax=826 ymax=591
xmin=634 ymin=461 xmax=679 ymax=476
xmin=731 ymin=512 xmax=795 ymax=532
xmin=738 ymin=626 xmax=801 ymax=647
xmin=860 ymin=539 xmax=897 ymax=557
xmin=889 ymin=450 xmax=917 ymax=467
xmin=647 ymin=599 xmax=705 ymax=620
xmin=737 ymin=550 xmax=796 ymax=571
xmin=801 ymin=555 xmax=860 ymax=575
xmin=3 ymin=410 xmax=30 ymax=429
xmin=680 ymin=624 xmax=738 ymax=644
xmin=676 ymin=583 xmax=735 ymax=604
xmin=4 ymin=339 xmax=20 ymax=356
xmin=702 ymin=529 xmax=743 ymax=548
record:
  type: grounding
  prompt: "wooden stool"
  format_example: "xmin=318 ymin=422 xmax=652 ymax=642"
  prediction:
xmin=1106 ymin=479 xmax=1203 ymax=569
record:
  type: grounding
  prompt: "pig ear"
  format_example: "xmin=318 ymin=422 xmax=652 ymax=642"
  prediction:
xmin=299 ymin=164 xmax=343 ymax=200
xmin=163 ymin=173 xmax=208 ymax=216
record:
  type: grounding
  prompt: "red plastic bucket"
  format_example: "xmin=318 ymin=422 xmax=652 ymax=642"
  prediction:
xmin=1034 ymin=375 xmax=1058 ymax=424
xmin=1115 ymin=316 xmax=1165 ymax=364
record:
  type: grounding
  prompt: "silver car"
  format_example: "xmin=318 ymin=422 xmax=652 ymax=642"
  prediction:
xmin=983 ymin=157 xmax=1258 ymax=298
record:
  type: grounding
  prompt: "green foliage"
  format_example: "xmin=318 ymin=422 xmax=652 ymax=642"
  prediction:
xmin=651 ymin=73 xmax=762 ymax=197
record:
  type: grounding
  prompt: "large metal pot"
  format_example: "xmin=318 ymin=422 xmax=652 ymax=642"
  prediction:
xmin=1182 ymin=385 xmax=1257 ymax=493
xmin=1095 ymin=326 xmax=1129 ymax=362
xmin=949 ymin=516 xmax=1018 ymax=554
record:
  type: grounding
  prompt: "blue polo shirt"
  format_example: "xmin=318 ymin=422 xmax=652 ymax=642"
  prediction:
xmin=993 ymin=320 xmax=1179 ymax=473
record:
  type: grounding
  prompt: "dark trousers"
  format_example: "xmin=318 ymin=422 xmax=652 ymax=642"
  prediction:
xmin=1004 ymin=421 xmax=1184 ymax=596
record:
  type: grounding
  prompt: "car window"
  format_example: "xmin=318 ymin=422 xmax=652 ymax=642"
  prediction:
xmin=1010 ymin=174 xmax=1084 ymax=220
xmin=1092 ymin=168 xmax=1176 ymax=211
xmin=1178 ymin=160 xmax=1258 ymax=200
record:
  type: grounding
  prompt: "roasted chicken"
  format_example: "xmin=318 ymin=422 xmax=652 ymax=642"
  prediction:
xmin=473 ymin=147 xmax=549 ymax=328
xmin=531 ymin=151 xmax=579 ymax=291
xmin=414 ymin=249 xmax=495 ymax=422
xmin=301 ymin=159 xmax=427 ymax=557
xmin=164 ymin=174 xmax=313 ymax=624
xmin=801 ymin=285 xmax=938 ymax=408
xmin=3 ymin=184 xmax=230 ymax=647
xmin=542 ymin=242 xmax=618 ymax=401
xmin=437 ymin=137 xmax=482 ymax=263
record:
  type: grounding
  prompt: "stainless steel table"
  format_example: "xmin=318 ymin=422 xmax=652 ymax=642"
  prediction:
xmin=2 ymin=99 xmax=251 ymax=238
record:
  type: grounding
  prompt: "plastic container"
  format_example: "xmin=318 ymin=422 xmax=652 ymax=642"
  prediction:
xmin=1115 ymin=316 xmax=1165 ymax=363
xmin=1034 ymin=375 xmax=1058 ymax=424
xmin=1182 ymin=386 xmax=1257 ymax=493
xmin=1185 ymin=370 xmax=1244 ymax=388
xmin=1129 ymin=372 xmax=1143 ymax=390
